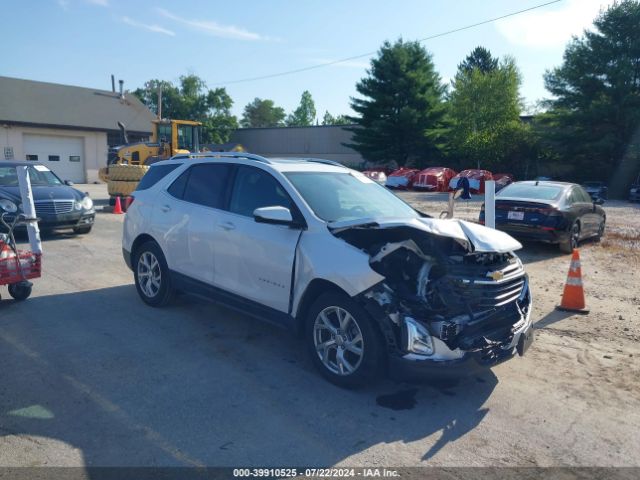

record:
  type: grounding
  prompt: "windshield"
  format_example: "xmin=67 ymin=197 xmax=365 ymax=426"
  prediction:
xmin=498 ymin=183 xmax=563 ymax=201
xmin=285 ymin=171 xmax=419 ymax=222
xmin=0 ymin=165 xmax=63 ymax=187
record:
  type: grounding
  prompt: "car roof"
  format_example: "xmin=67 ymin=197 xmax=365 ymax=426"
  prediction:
xmin=0 ymin=161 xmax=42 ymax=167
xmin=158 ymin=153 xmax=352 ymax=174
xmin=510 ymin=180 xmax=575 ymax=188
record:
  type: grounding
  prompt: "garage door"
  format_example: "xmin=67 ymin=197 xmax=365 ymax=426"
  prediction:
xmin=23 ymin=134 xmax=85 ymax=183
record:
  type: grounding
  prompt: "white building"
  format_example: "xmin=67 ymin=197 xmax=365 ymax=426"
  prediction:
xmin=0 ymin=76 xmax=154 ymax=183
xmin=230 ymin=125 xmax=365 ymax=167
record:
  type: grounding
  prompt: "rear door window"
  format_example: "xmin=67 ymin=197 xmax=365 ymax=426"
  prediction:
xmin=136 ymin=163 xmax=182 ymax=191
xmin=576 ymin=187 xmax=593 ymax=202
xmin=181 ymin=163 xmax=232 ymax=209
xmin=167 ymin=169 xmax=190 ymax=199
xmin=568 ymin=187 xmax=587 ymax=204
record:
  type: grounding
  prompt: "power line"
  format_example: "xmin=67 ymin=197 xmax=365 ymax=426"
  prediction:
xmin=211 ymin=0 xmax=563 ymax=87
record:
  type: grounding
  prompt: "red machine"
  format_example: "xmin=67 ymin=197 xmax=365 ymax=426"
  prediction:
xmin=385 ymin=168 xmax=420 ymax=189
xmin=492 ymin=173 xmax=515 ymax=192
xmin=413 ymin=167 xmax=458 ymax=192
xmin=450 ymin=169 xmax=494 ymax=194
xmin=0 ymin=215 xmax=41 ymax=301
xmin=361 ymin=170 xmax=388 ymax=184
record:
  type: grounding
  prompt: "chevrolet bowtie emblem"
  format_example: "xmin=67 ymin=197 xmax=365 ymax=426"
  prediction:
xmin=487 ymin=270 xmax=504 ymax=281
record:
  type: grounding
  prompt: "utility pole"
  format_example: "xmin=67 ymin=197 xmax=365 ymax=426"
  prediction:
xmin=157 ymin=85 xmax=163 ymax=120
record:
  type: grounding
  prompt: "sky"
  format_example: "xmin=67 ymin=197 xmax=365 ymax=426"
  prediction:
xmin=3 ymin=0 xmax=616 ymax=119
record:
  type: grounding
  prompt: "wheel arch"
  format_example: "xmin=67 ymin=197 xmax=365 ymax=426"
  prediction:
xmin=130 ymin=233 xmax=161 ymax=264
xmin=293 ymin=278 xmax=351 ymax=336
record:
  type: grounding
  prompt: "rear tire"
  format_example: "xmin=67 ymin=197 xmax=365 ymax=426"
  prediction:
xmin=305 ymin=292 xmax=384 ymax=388
xmin=133 ymin=241 xmax=174 ymax=307
xmin=559 ymin=222 xmax=580 ymax=253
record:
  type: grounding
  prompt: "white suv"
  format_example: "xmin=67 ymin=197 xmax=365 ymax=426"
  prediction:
xmin=123 ymin=153 xmax=533 ymax=387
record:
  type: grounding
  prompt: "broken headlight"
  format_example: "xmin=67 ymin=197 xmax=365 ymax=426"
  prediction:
xmin=403 ymin=317 xmax=434 ymax=356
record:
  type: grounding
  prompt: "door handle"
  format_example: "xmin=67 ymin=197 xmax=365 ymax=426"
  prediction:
xmin=219 ymin=221 xmax=236 ymax=231
xmin=160 ymin=204 xmax=171 ymax=213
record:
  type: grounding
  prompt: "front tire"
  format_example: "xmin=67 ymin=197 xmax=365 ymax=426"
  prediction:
xmin=73 ymin=225 xmax=92 ymax=235
xmin=133 ymin=241 xmax=174 ymax=307
xmin=595 ymin=218 xmax=606 ymax=241
xmin=305 ymin=292 xmax=384 ymax=388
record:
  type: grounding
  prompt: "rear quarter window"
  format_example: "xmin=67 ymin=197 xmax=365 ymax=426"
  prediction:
xmin=135 ymin=164 xmax=182 ymax=191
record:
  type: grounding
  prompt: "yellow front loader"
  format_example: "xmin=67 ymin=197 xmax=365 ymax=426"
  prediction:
xmin=112 ymin=119 xmax=202 ymax=166
xmin=101 ymin=119 xmax=202 ymax=199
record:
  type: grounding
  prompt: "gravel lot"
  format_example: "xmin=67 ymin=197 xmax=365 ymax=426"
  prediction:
xmin=0 ymin=185 xmax=638 ymax=469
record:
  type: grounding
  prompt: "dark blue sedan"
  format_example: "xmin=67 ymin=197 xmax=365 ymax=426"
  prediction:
xmin=0 ymin=161 xmax=95 ymax=234
xmin=480 ymin=181 xmax=606 ymax=253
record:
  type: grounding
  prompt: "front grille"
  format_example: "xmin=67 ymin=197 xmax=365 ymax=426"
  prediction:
xmin=449 ymin=261 xmax=527 ymax=309
xmin=35 ymin=200 xmax=75 ymax=215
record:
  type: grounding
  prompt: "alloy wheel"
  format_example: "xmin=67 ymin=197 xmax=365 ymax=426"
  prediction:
xmin=137 ymin=251 xmax=162 ymax=298
xmin=313 ymin=306 xmax=364 ymax=376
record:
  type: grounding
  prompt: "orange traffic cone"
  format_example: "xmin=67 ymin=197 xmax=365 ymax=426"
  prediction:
xmin=556 ymin=249 xmax=589 ymax=314
xmin=113 ymin=196 xmax=123 ymax=215
xmin=125 ymin=196 xmax=133 ymax=211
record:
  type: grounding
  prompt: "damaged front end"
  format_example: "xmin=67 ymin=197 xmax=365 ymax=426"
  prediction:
xmin=333 ymin=218 xmax=534 ymax=378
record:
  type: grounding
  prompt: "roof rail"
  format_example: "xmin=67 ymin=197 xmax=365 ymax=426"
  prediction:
xmin=302 ymin=158 xmax=345 ymax=167
xmin=171 ymin=152 xmax=272 ymax=164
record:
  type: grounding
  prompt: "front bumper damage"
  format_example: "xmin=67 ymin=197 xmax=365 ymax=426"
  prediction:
xmin=334 ymin=217 xmax=534 ymax=379
xmin=393 ymin=286 xmax=532 ymax=380
xmin=359 ymin=278 xmax=533 ymax=379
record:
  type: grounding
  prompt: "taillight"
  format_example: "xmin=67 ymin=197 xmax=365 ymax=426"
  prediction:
xmin=541 ymin=207 xmax=561 ymax=216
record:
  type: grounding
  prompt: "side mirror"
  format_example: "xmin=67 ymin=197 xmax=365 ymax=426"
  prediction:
xmin=594 ymin=198 xmax=605 ymax=205
xmin=254 ymin=206 xmax=294 ymax=226
xmin=65 ymin=180 xmax=74 ymax=186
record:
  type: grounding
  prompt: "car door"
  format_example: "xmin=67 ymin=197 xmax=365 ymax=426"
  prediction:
xmin=567 ymin=186 xmax=594 ymax=237
xmin=576 ymin=185 xmax=600 ymax=235
xmin=181 ymin=163 xmax=233 ymax=285
xmin=153 ymin=171 xmax=193 ymax=276
xmin=213 ymin=165 xmax=303 ymax=314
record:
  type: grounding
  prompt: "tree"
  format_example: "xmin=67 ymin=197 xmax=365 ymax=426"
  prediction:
xmin=542 ymin=0 xmax=640 ymax=194
xmin=202 ymin=87 xmax=238 ymax=144
xmin=240 ymin=98 xmax=286 ymax=128
xmin=448 ymin=54 xmax=528 ymax=170
xmin=286 ymin=91 xmax=317 ymax=126
xmin=133 ymin=75 xmax=238 ymax=143
xmin=346 ymin=39 xmax=447 ymax=166
xmin=458 ymin=46 xmax=499 ymax=74
xmin=322 ymin=111 xmax=350 ymax=125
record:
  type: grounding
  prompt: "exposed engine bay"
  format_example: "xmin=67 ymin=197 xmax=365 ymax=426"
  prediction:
xmin=333 ymin=221 xmax=532 ymax=364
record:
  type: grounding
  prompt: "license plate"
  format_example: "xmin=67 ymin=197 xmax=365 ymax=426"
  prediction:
xmin=508 ymin=211 xmax=524 ymax=221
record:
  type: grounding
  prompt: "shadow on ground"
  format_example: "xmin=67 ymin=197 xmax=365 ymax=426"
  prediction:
xmin=0 ymin=285 xmax=497 ymax=467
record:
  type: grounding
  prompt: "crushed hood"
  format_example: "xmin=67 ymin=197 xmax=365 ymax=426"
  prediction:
xmin=328 ymin=217 xmax=522 ymax=253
